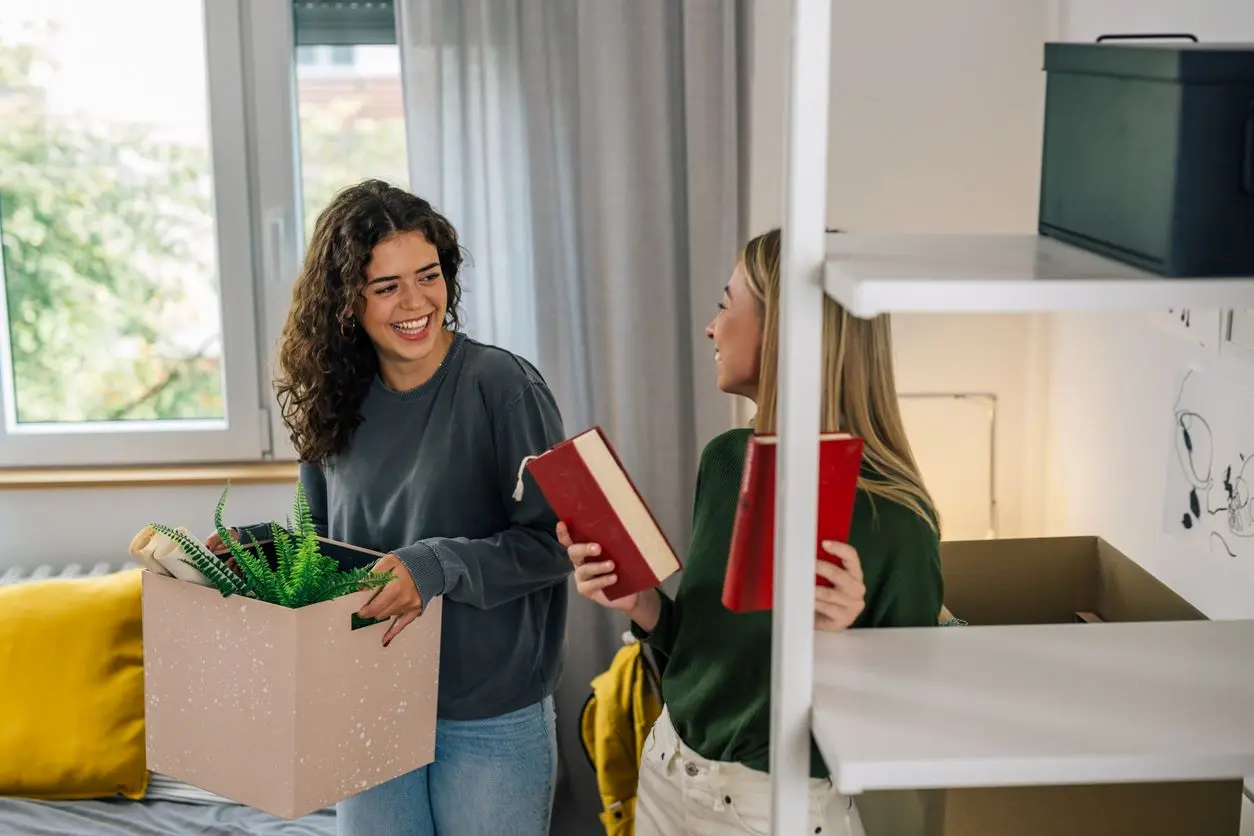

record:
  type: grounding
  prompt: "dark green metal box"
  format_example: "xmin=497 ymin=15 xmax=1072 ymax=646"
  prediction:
xmin=1039 ymin=39 xmax=1254 ymax=276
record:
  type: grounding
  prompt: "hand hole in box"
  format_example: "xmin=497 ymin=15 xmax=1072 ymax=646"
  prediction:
xmin=351 ymin=612 xmax=387 ymax=631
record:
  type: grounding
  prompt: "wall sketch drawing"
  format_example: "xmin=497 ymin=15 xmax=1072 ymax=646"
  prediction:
xmin=1162 ymin=367 xmax=1254 ymax=567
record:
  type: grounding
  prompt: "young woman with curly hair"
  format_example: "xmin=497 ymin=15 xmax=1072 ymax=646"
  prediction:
xmin=560 ymin=228 xmax=944 ymax=836
xmin=211 ymin=180 xmax=571 ymax=836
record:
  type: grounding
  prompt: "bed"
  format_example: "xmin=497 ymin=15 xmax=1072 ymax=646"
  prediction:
xmin=0 ymin=772 xmax=336 ymax=835
xmin=0 ymin=796 xmax=335 ymax=836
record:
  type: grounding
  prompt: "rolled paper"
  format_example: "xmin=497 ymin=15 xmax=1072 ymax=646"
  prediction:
xmin=129 ymin=526 xmax=214 ymax=587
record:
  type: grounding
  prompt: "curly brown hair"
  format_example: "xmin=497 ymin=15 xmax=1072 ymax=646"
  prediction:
xmin=273 ymin=179 xmax=465 ymax=462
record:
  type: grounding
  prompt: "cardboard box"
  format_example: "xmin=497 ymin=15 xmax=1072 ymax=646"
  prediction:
xmin=142 ymin=570 xmax=442 ymax=819
xmin=854 ymin=535 xmax=1244 ymax=836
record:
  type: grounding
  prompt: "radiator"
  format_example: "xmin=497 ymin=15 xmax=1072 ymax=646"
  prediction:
xmin=0 ymin=561 xmax=138 ymax=586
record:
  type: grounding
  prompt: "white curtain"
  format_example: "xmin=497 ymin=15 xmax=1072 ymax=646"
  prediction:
xmin=395 ymin=2 xmax=743 ymax=831
xmin=395 ymin=1 xmax=540 ymax=363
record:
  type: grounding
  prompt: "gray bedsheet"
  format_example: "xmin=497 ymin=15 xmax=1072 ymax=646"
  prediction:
xmin=0 ymin=796 xmax=336 ymax=836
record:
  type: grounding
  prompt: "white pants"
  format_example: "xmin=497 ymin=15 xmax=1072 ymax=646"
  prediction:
xmin=636 ymin=707 xmax=866 ymax=836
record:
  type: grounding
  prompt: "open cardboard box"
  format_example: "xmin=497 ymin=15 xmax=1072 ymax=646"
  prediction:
xmin=855 ymin=535 xmax=1244 ymax=836
xmin=142 ymin=567 xmax=442 ymax=819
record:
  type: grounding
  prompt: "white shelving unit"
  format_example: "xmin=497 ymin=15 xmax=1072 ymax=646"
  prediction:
xmin=812 ymin=620 xmax=1254 ymax=795
xmin=770 ymin=0 xmax=832 ymax=831
xmin=826 ymin=233 xmax=1254 ymax=318
xmin=769 ymin=2 xmax=1254 ymax=833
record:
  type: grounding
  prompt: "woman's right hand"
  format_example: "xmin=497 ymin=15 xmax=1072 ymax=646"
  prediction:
xmin=557 ymin=521 xmax=646 ymax=616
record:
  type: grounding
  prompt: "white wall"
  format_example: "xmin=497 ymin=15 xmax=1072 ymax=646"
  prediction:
xmin=893 ymin=314 xmax=1050 ymax=539
xmin=745 ymin=0 xmax=1054 ymax=539
xmin=1060 ymin=0 xmax=1252 ymax=41
xmin=0 ymin=482 xmax=294 ymax=571
xmin=747 ymin=0 xmax=1052 ymax=234
xmin=826 ymin=0 xmax=1051 ymax=236
xmin=1042 ymin=0 xmax=1254 ymax=620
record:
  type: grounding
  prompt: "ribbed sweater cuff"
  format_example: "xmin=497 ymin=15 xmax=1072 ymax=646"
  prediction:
xmin=630 ymin=591 xmax=674 ymax=654
xmin=394 ymin=542 xmax=446 ymax=606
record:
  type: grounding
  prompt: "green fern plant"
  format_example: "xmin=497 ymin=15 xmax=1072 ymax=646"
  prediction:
xmin=149 ymin=483 xmax=393 ymax=609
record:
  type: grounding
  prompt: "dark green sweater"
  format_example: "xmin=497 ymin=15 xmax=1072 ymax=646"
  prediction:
xmin=633 ymin=427 xmax=944 ymax=778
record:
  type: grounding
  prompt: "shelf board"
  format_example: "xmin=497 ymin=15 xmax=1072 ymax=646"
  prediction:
xmin=824 ymin=233 xmax=1254 ymax=317
xmin=812 ymin=619 xmax=1254 ymax=795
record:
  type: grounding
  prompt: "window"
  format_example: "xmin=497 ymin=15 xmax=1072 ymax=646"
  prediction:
xmin=0 ymin=0 xmax=412 ymax=468
xmin=0 ymin=0 xmax=263 ymax=467
xmin=293 ymin=17 xmax=409 ymax=244
xmin=236 ymin=0 xmax=413 ymax=463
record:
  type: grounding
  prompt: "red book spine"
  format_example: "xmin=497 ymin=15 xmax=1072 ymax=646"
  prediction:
xmin=722 ymin=434 xmax=864 ymax=613
xmin=723 ymin=436 xmax=773 ymax=611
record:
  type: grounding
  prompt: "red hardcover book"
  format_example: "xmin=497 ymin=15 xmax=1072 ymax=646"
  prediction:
xmin=722 ymin=432 xmax=864 ymax=613
xmin=525 ymin=427 xmax=681 ymax=601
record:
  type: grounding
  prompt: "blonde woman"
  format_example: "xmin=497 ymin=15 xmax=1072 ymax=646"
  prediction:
xmin=558 ymin=228 xmax=943 ymax=835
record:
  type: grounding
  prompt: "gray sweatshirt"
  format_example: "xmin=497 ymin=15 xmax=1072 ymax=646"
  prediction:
xmin=272 ymin=333 xmax=571 ymax=721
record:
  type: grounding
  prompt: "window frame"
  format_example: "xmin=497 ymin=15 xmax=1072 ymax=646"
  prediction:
xmin=0 ymin=0 xmax=269 ymax=468
xmin=247 ymin=0 xmax=413 ymax=464
xmin=243 ymin=0 xmax=305 ymax=464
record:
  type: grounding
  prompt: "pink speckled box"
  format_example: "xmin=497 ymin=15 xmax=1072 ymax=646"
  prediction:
xmin=141 ymin=570 xmax=442 ymax=819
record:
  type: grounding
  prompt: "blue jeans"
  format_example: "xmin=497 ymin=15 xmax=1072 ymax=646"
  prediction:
xmin=336 ymin=696 xmax=558 ymax=836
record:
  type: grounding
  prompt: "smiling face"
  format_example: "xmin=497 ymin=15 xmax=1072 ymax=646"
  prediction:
xmin=705 ymin=261 xmax=763 ymax=400
xmin=358 ymin=230 xmax=452 ymax=391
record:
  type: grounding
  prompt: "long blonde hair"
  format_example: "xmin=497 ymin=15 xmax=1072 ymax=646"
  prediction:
xmin=743 ymin=228 xmax=939 ymax=535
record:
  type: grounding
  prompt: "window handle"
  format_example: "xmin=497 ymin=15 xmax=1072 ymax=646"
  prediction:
xmin=264 ymin=211 xmax=287 ymax=286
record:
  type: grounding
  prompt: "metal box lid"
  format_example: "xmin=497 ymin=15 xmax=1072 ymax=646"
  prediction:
xmin=1044 ymin=41 xmax=1254 ymax=83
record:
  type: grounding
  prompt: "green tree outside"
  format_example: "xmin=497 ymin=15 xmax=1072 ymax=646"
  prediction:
xmin=0 ymin=36 xmax=223 ymax=424
xmin=296 ymin=95 xmax=409 ymax=245
xmin=0 ymin=36 xmax=408 ymax=425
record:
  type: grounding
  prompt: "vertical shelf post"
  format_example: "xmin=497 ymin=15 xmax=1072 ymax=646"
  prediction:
xmin=770 ymin=0 xmax=833 ymax=832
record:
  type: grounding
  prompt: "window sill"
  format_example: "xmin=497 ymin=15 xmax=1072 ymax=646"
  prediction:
xmin=0 ymin=461 xmax=300 ymax=490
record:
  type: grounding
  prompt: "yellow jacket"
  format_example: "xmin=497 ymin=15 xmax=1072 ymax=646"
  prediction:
xmin=579 ymin=638 xmax=662 ymax=835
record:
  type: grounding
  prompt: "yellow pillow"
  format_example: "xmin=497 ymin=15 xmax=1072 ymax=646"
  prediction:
xmin=0 ymin=568 xmax=149 ymax=800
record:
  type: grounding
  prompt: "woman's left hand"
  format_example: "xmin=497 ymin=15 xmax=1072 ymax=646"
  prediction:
xmin=356 ymin=554 xmax=424 ymax=647
xmin=814 ymin=541 xmax=865 ymax=632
